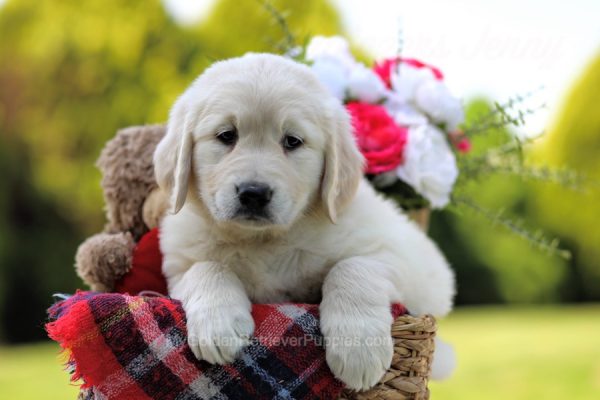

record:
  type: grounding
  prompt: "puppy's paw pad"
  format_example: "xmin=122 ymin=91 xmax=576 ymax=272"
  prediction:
xmin=325 ymin=336 xmax=392 ymax=391
xmin=321 ymin=310 xmax=393 ymax=391
xmin=186 ymin=305 xmax=254 ymax=365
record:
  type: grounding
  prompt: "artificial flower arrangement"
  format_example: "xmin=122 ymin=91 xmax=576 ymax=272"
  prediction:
xmin=305 ymin=36 xmax=469 ymax=211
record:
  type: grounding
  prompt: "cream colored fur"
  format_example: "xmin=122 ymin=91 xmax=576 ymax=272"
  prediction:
xmin=155 ymin=53 xmax=455 ymax=391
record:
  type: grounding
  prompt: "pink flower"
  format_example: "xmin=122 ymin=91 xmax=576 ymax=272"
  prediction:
xmin=346 ymin=102 xmax=408 ymax=174
xmin=372 ymin=58 xmax=398 ymax=89
xmin=456 ymin=138 xmax=472 ymax=153
xmin=449 ymin=130 xmax=472 ymax=153
xmin=401 ymin=58 xmax=444 ymax=80
xmin=373 ymin=57 xmax=444 ymax=88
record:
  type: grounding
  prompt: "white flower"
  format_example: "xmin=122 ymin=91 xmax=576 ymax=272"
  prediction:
xmin=310 ymin=58 xmax=350 ymax=101
xmin=306 ymin=36 xmax=359 ymax=101
xmin=396 ymin=124 xmax=458 ymax=208
xmin=385 ymin=95 xmax=429 ymax=126
xmin=305 ymin=36 xmax=355 ymax=69
xmin=390 ymin=63 xmax=436 ymax=103
xmin=388 ymin=62 xmax=464 ymax=131
xmin=347 ymin=64 xmax=387 ymax=103
xmin=414 ymin=80 xmax=465 ymax=131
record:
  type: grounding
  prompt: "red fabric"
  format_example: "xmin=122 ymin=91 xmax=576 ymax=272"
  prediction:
xmin=115 ymin=228 xmax=167 ymax=296
xmin=47 ymin=292 xmax=408 ymax=400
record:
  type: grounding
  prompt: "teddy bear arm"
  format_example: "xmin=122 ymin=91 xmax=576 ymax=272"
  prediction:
xmin=75 ymin=232 xmax=136 ymax=292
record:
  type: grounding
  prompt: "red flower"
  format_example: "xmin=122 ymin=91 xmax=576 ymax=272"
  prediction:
xmin=346 ymin=102 xmax=408 ymax=174
xmin=448 ymin=130 xmax=472 ymax=153
xmin=373 ymin=57 xmax=444 ymax=89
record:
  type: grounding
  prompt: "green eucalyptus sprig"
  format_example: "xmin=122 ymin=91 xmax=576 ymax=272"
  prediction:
xmin=457 ymin=138 xmax=586 ymax=190
xmin=463 ymin=89 xmax=546 ymax=137
xmin=451 ymin=196 xmax=572 ymax=260
xmin=260 ymin=0 xmax=306 ymax=60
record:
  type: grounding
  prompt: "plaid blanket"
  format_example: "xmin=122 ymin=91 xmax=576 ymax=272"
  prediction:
xmin=47 ymin=291 xmax=406 ymax=400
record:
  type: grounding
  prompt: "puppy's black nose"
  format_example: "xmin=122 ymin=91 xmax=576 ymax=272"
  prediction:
xmin=236 ymin=182 xmax=273 ymax=212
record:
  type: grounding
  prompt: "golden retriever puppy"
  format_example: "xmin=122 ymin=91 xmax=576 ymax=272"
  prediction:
xmin=154 ymin=53 xmax=455 ymax=391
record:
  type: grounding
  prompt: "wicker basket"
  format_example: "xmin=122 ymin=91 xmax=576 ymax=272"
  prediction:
xmin=339 ymin=314 xmax=437 ymax=400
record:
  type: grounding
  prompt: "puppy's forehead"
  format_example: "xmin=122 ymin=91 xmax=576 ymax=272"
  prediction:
xmin=202 ymin=53 xmax=326 ymax=93
xmin=191 ymin=54 xmax=334 ymax=122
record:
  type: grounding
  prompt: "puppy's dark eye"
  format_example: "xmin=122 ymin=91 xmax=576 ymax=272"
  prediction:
xmin=282 ymin=135 xmax=304 ymax=151
xmin=216 ymin=129 xmax=237 ymax=145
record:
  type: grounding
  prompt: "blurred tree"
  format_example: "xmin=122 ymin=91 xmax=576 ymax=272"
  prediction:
xmin=196 ymin=0 xmax=342 ymax=58
xmin=0 ymin=134 xmax=81 ymax=342
xmin=530 ymin=53 xmax=600 ymax=300
xmin=0 ymin=0 xmax=207 ymax=233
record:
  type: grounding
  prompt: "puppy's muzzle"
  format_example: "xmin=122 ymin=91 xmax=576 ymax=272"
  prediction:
xmin=236 ymin=181 xmax=273 ymax=218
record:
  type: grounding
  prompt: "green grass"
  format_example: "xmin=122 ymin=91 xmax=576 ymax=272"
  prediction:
xmin=0 ymin=341 xmax=79 ymax=399
xmin=1 ymin=305 xmax=599 ymax=399
xmin=430 ymin=305 xmax=600 ymax=400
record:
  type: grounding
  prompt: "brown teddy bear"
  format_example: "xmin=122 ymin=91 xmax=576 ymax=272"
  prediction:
xmin=75 ymin=124 xmax=169 ymax=292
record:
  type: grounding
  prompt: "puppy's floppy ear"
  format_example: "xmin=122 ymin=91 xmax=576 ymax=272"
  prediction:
xmin=153 ymin=101 xmax=195 ymax=214
xmin=321 ymin=103 xmax=364 ymax=223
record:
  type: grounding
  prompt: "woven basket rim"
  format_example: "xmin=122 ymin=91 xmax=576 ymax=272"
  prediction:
xmin=340 ymin=313 xmax=436 ymax=400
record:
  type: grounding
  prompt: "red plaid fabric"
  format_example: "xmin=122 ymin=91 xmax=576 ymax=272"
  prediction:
xmin=47 ymin=291 xmax=406 ymax=400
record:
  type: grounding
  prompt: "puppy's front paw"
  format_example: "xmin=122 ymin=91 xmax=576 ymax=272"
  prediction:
xmin=321 ymin=306 xmax=393 ymax=391
xmin=185 ymin=303 xmax=254 ymax=364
